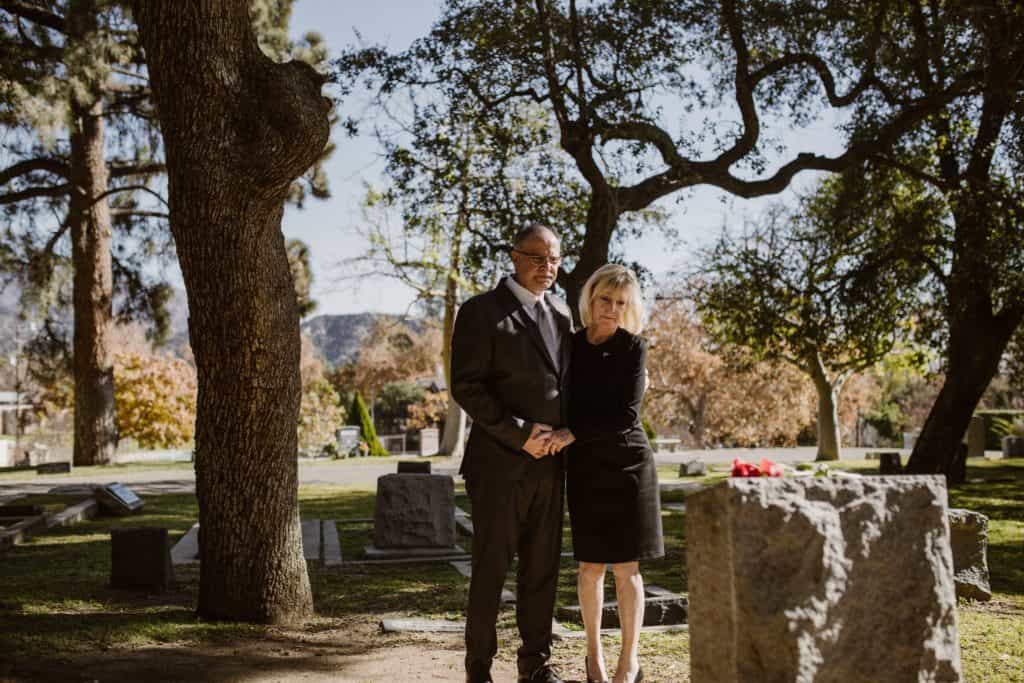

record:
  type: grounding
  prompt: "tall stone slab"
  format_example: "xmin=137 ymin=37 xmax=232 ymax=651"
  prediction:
xmin=686 ymin=476 xmax=962 ymax=682
xmin=948 ymin=508 xmax=991 ymax=601
xmin=374 ymin=473 xmax=456 ymax=548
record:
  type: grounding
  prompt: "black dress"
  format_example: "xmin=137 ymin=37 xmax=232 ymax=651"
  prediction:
xmin=566 ymin=327 xmax=664 ymax=564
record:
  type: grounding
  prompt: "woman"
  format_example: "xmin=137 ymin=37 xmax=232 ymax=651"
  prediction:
xmin=547 ymin=264 xmax=663 ymax=683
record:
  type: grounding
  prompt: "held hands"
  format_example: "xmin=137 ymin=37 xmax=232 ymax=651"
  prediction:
xmin=523 ymin=423 xmax=554 ymax=459
xmin=545 ymin=428 xmax=576 ymax=456
xmin=523 ymin=423 xmax=576 ymax=459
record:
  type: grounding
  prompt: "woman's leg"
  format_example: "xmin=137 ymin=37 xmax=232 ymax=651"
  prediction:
xmin=611 ymin=561 xmax=644 ymax=683
xmin=578 ymin=561 xmax=609 ymax=681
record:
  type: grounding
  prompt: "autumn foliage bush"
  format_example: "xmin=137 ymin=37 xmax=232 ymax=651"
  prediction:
xmin=114 ymin=351 xmax=197 ymax=449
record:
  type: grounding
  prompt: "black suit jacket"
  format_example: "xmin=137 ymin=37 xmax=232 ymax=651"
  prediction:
xmin=451 ymin=281 xmax=573 ymax=482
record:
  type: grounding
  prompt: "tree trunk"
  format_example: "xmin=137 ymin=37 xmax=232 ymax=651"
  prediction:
xmin=136 ymin=0 xmax=331 ymax=624
xmin=69 ymin=93 xmax=116 ymax=466
xmin=907 ymin=189 xmax=1024 ymax=474
xmin=562 ymin=185 xmax=618 ymax=322
xmin=809 ymin=353 xmax=842 ymax=461
xmin=907 ymin=281 xmax=1020 ymax=470
xmin=438 ymin=273 xmax=466 ymax=460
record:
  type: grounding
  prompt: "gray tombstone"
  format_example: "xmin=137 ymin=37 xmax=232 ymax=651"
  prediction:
xmin=679 ymin=460 xmax=707 ymax=477
xmin=110 ymin=527 xmax=174 ymax=591
xmin=419 ymin=428 xmax=439 ymax=456
xmin=948 ymin=508 xmax=991 ymax=601
xmin=336 ymin=426 xmax=360 ymax=456
xmin=398 ymin=460 xmax=431 ymax=474
xmin=967 ymin=416 xmax=986 ymax=458
xmin=686 ymin=476 xmax=962 ymax=682
xmin=1003 ymin=436 xmax=1024 ymax=457
xmin=374 ymin=473 xmax=455 ymax=548
xmin=94 ymin=483 xmax=144 ymax=516
xmin=36 ymin=462 xmax=72 ymax=474
xmin=878 ymin=452 xmax=902 ymax=474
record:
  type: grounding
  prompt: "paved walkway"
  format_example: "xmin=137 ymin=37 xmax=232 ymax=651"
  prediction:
xmin=0 ymin=447 xmax=896 ymax=499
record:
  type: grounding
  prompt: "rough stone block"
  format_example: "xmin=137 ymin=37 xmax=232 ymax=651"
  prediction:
xmin=374 ymin=473 xmax=455 ymax=548
xmin=948 ymin=508 xmax=991 ymax=602
xmin=686 ymin=476 xmax=962 ymax=682
xmin=679 ymin=460 xmax=707 ymax=477
xmin=110 ymin=527 xmax=174 ymax=591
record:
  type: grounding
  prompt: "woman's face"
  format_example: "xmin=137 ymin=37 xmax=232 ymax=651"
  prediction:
xmin=591 ymin=286 xmax=629 ymax=331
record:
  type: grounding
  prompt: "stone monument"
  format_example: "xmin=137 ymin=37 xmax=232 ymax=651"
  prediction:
xmin=948 ymin=508 xmax=991 ymax=601
xmin=367 ymin=473 xmax=461 ymax=558
xmin=686 ymin=476 xmax=962 ymax=682
xmin=110 ymin=527 xmax=174 ymax=591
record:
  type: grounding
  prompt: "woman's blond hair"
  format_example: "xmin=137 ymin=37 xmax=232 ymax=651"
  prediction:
xmin=578 ymin=264 xmax=644 ymax=334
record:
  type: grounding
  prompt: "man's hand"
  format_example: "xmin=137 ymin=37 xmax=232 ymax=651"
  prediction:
xmin=522 ymin=423 xmax=553 ymax=459
xmin=545 ymin=428 xmax=576 ymax=455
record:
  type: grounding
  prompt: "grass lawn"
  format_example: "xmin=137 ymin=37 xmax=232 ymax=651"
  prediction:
xmin=0 ymin=458 xmax=1021 ymax=681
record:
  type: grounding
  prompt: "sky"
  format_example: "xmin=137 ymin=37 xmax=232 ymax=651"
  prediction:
xmin=281 ymin=1 xmax=847 ymax=318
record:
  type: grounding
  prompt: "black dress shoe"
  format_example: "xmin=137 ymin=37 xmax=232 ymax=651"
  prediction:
xmin=518 ymin=665 xmax=564 ymax=683
xmin=585 ymin=656 xmax=608 ymax=683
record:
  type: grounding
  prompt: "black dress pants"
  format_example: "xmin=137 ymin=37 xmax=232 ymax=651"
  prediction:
xmin=464 ymin=470 xmax=564 ymax=680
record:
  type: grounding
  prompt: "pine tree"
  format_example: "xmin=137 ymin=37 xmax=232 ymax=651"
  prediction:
xmin=349 ymin=391 xmax=387 ymax=457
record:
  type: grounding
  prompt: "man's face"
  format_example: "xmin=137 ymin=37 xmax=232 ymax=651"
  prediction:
xmin=511 ymin=231 xmax=562 ymax=295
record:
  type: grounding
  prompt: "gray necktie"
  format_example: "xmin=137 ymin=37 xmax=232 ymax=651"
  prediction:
xmin=535 ymin=300 xmax=560 ymax=369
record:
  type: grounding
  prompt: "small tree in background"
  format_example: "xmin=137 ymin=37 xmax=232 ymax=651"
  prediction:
xmin=298 ymin=378 xmax=344 ymax=452
xmin=349 ymin=391 xmax=387 ymax=457
xmin=114 ymin=351 xmax=197 ymax=450
xmin=691 ymin=171 xmax=936 ymax=460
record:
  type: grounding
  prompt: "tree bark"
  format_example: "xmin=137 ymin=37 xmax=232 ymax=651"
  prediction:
xmin=809 ymin=353 xmax=842 ymax=461
xmin=135 ymin=0 xmax=331 ymax=624
xmin=907 ymin=201 xmax=1022 ymax=474
xmin=438 ymin=273 xmax=466 ymax=460
xmin=68 ymin=4 xmax=116 ymax=467
xmin=562 ymin=185 xmax=618 ymax=322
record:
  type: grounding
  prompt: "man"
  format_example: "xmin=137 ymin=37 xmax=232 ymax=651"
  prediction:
xmin=451 ymin=224 xmax=573 ymax=683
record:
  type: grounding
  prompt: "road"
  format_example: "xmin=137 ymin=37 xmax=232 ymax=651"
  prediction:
xmin=0 ymin=446 xmax=896 ymax=500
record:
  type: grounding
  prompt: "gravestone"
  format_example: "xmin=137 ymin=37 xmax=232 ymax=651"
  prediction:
xmin=878 ymin=452 xmax=902 ymax=474
xmin=557 ymin=589 xmax=687 ymax=628
xmin=336 ymin=426 xmax=360 ymax=455
xmin=679 ymin=460 xmax=707 ymax=477
xmin=419 ymin=428 xmax=439 ymax=456
xmin=1003 ymin=436 xmax=1024 ymax=457
xmin=94 ymin=483 xmax=144 ymax=516
xmin=686 ymin=476 xmax=962 ymax=682
xmin=966 ymin=416 xmax=986 ymax=458
xmin=373 ymin=473 xmax=455 ymax=549
xmin=36 ymin=462 xmax=71 ymax=474
xmin=110 ymin=527 xmax=174 ymax=591
xmin=948 ymin=508 xmax=991 ymax=601
xmin=398 ymin=460 xmax=431 ymax=474
xmin=0 ymin=504 xmax=43 ymax=518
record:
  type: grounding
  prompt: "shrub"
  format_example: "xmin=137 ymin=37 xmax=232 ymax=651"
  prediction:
xmin=348 ymin=391 xmax=388 ymax=456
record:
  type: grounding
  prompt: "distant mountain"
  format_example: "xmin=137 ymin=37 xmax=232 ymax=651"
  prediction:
xmin=2 ymin=281 xmax=417 ymax=369
xmin=301 ymin=313 xmax=426 ymax=367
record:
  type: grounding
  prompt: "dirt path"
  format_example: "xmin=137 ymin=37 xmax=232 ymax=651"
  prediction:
xmin=2 ymin=616 xmax=521 ymax=682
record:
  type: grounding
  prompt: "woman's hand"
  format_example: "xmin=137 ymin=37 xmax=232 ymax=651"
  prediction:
xmin=545 ymin=428 xmax=576 ymax=455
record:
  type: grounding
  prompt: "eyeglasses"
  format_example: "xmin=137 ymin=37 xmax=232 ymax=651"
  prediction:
xmin=513 ymin=249 xmax=562 ymax=268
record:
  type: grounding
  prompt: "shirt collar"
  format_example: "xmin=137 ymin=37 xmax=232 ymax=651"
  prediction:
xmin=504 ymin=274 xmax=545 ymax=308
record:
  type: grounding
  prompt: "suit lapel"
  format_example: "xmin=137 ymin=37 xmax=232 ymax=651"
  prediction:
xmin=496 ymin=284 xmax=558 ymax=373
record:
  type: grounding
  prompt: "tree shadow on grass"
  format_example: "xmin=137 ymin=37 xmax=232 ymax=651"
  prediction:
xmin=0 ymin=616 xmax=465 ymax=682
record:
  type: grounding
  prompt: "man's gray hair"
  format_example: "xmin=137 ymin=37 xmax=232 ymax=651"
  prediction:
xmin=512 ymin=223 xmax=560 ymax=249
